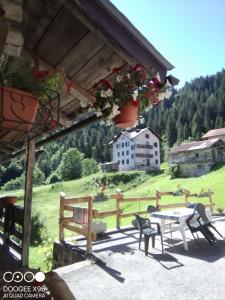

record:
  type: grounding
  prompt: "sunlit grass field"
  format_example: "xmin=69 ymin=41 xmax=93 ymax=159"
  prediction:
xmin=4 ymin=162 xmax=225 ymax=269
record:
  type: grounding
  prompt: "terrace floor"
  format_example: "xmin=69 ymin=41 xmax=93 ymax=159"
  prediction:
xmin=54 ymin=220 xmax=225 ymax=300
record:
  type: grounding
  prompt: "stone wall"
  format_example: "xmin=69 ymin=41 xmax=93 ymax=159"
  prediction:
xmin=52 ymin=241 xmax=86 ymax=269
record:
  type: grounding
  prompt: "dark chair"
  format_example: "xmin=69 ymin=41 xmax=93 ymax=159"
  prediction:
xmin=186 ymin=203 xmax=218 ymax=247
xmin=134 ymin=213 xmax=163 ymax=255
xmin=195 ymin=203 xmax=223 ymax=238
xmin=147 ymin=205 xmax=178 ymax=237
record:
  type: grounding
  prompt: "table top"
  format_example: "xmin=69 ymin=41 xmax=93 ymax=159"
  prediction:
xmin=151 ymin=208 xmax=195 ymax=221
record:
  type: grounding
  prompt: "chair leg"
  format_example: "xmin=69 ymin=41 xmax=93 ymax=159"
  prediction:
xmin=144 ymin=235 xmax=149 ymax=256
xmin=152 ymin=236 xmax=155 ymax=248
xmin=210 ymin=224 xmax=223 ymax=238
xmin=160 ymin=234 xmax=164 ymax=254
xmin=139 ymin=233 xmax=142 ymax=250
xmin=191 ymin=231 xmax=202 ymax=249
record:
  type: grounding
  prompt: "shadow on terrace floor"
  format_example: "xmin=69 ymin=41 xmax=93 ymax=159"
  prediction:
xmin=165 ymin=237 xmax=225 ymax=262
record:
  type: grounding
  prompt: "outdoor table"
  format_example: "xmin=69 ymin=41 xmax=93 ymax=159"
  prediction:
xmin=151 ymin=207 xmax=211 ymax=251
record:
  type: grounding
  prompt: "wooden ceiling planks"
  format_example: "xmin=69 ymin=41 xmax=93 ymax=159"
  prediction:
xmin=23 ymin=0 xmax=62 ymax=51
xmin=58 ymin=31 xmax=105 ymax=78
xmin=72 ymin=45 xmax=125 ymax=90
xmin=34 ymin=7 xmax=89 ymax=66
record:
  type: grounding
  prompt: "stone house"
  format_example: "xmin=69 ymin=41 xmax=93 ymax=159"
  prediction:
xmin=202 ymin=128 xmax=225 ymax=142
xmin=169 ymin=138 xmax=225 ymax=177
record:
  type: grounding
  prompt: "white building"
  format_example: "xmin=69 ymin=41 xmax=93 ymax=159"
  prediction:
xmin=112 ymin=128 xmax=160 ymax=171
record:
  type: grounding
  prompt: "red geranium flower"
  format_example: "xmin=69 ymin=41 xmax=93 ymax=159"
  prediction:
xmin=66 ymin=80 xmax=73 ymax=94
xmin=131 ymin=99 xmax=139 ymax=107
xmin=33 ymin=70 xmax=50 ymax=81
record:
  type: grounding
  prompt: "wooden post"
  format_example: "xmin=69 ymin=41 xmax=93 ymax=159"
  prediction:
xmin=21 ymin=139 xmax=35 ymax=267
xmin=116 ymin=192 xmax=122 ymax=229
xmin=156 ymin=191 xmax=160 ymax=209
xmin=59 ymin=192 xmax=65 ymax=242
xmin=208 ymin=190 xmax=213 ymax=214
xmin=87 ymin=196 xmax=93 ymax=255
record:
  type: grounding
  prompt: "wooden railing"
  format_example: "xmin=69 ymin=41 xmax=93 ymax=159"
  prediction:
xmin=59 ymin=189 xmax=215 ymax=254
xmin=0 ymin=203 xmax=24 ymax=258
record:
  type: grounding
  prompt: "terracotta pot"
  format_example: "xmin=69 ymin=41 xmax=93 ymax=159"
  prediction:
xmin=1 ymin=196 xmax=18 ymax=205
xmin=113 ymin=103 xmax=138 ymax=128
xmin=0 ymin=87 xmax=39 ymax=132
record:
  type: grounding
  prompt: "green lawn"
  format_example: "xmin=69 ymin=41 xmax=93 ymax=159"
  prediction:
xmin=3 ymin=163 xmax=225 ymax=269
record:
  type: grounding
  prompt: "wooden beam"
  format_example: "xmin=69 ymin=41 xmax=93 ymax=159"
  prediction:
xmin=87 ymin=196 xmax=93 ymax=255
xmin=59 ymin=192 xmax=65 ymax=242
xmin=21 ymin=138 xmax=35 ymax=267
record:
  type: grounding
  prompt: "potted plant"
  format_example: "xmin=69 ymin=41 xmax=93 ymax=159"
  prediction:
xmin=81 ymin=64 xmax=174 ymax=128
xmin=82 ymin=219 xmax=107 ymax=235
xmin=0 ymin=195 xmax=17 ymax=205
xmin=0 ymin=54 xmax=69 ymax=134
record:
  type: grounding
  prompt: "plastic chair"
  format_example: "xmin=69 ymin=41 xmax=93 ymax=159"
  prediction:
xmin=134 ymin=213 xmax=163 ymax=255
xmin=186 ymin=203 xmax=218 ymax=246
xmin=147 ymin=205 xmax=178 ymax=237
xmin=195 ymin=203 xmax=223 ymax=238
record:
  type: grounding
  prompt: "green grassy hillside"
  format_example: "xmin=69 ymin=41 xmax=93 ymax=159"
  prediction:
xmin=4 ymin=163 xmax=225 ymax=269
xmin=7 ymin=162 xmax=225 ymax=236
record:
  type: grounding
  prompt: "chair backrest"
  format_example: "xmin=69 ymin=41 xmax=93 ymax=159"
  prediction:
xmin=134 ymin=213 xmax=150 ymax=232
xmin=147 ymin=205 xmax=159 ymax=214
xmin=186 ymin=202 xmax=196 ymax=209
xmin=194 ymin=203 xmax=209 ymax=224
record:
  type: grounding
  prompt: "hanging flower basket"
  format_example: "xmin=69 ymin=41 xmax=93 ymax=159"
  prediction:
xmin=113 ymin=103 xmax=138 ymax=128
xmin=0 ymin=86 xmax=39 ymax=132
xmin=1 ymin=195 xmax=18 ymax=205
xmin=83 ymin=64 xmax=175 ymax=128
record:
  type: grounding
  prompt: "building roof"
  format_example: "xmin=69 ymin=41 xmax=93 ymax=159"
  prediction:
xmin=0 ymin=0 xmax=175 ymax=162
xmin=169 ymin=138 xmax=222 ymax=154
xmin=202 ymin=128 xmax=225 ymax=139
xmin=111 ymin=128 xmax=160 ymax=144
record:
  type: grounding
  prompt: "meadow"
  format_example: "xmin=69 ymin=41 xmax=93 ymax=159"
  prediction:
xmin=7 ymin=162 xmax=225 ymax=269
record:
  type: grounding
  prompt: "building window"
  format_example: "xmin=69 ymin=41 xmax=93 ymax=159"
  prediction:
xmin=131 ymin=145 xmax=135 ymax=150
xmin=118 ymin=152 xmax=120 ymax=157
xmin=122 ymin=143 xmax=124 ymax=148
xmin=145 ymin=134 xmax=149 ymax=138
xmin=122 ymin=151 xmax=124 ymax=156
xmin=131 ymin=154 xmax=134 ymax=159
xmin=116 ymin=144 xmax=119 ymax=149
xmin=155 ymin=159 xmax=158 ymax=164
xmin=154 ymin=142 xmax=158 ymax=147
xmin=147 ymin=159 xmax=150 ymax=166
xmin=127 ymin=141 xmax=130 ymax=146
xmin=122 ymin=160 xmax=124 ymax=165
xmin=126 ymin=150 xmax=129 ymax=155
xmin=155 ymin=151 xmax=158 ymax=156
xmin=126 ymin=159 xmax=129 ymax=164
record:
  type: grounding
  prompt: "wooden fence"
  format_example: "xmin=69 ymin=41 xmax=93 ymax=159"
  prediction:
xmin=0 ymin=202 xmax=24 ymax=258
xmin=59 ymin=189 xmax=215 ymax=254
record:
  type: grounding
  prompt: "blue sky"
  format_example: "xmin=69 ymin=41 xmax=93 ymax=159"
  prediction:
xmin=111 ymin=0 xmax=225 ymax=87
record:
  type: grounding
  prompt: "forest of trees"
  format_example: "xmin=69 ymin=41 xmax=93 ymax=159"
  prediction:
xmin=1 ymin=69 xmax=225 ymax=188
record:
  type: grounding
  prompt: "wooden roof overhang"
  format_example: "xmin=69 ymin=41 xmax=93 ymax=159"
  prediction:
xmin=0 ymin=0 xmax=175 ymax=162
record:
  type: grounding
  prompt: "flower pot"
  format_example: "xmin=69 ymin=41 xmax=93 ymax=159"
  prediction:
xmin=0 ymin=87 xmax=39 ymax=132
xmin=1 ymin=196 xmax=18 ymax=205
xmin=113 ymin=103 xmax=138 ymax=128
xmin=83 ymin=222 xmax=107 ymax=234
